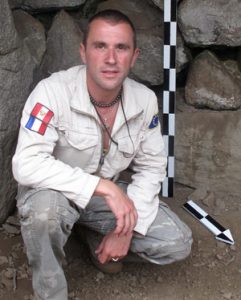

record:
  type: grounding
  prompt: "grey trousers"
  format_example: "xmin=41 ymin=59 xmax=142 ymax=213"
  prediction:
xmin=17 ymin=184 xmax=192 ymax=300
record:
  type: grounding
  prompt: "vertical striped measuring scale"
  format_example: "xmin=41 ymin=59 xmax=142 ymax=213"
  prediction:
xmin=162 ymin=0 xmax=177 ymax=198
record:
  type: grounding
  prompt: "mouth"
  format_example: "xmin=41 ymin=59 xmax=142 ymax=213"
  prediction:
xmin=102 ymin=70 xmax=119 ymax=77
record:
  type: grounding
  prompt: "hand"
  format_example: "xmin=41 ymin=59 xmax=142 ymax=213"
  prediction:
xmin=95 ymin=230 xmax=133 ymax=264
xmin=94 ymin=179 xmax=138 ymax=236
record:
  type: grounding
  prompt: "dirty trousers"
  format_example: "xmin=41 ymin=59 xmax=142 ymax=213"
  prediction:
xmin=17 ymin=184 xmax=192 ymax=300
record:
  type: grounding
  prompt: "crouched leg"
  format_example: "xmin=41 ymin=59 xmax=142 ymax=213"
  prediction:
xmin=130 ymin=202 xmax=192 ymax=265
xmin=18 ymin=189 xmax=80 ymax=300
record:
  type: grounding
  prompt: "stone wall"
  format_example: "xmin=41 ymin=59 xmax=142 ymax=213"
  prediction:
xmin=0 ymin=0 xmax=241 ymax=223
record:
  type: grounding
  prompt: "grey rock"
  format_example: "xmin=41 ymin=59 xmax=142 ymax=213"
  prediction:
xmin=40 ymin=10 xmax=83 ymax=79
xmin=202 ymin=191 xmax=215 ymax=208
xmin=133 ymin=32 xmax=163 ymax=85
xmin=175 ymin=107 xmax=241 ymax=196
xmin=222 ymin=292 xmax=233 ymax=300
xmin=150 ymin=0 xmax=181 ymax=11
xmin=223 ymin=59 xmax=241 ymax=83
xmin=185 ymin=51 xmax=241 ymax=110
xmin=9 ymin=0 xmax=86 ymax=11
xmin=13 ymin=10 xmax=46 ymax=66
xmin=2 ymin=224 xmax=20 ymax=235
xmin=96 ymin=272 xmax=105 ymax=281
xmin=176 ymin=31 xmax=192 ymax=73
xmin=0 ymin=0 xmax=35 ymax=224
xmin=97 ymin=0 xmax=163 ymax=30
xmin=0 ymin=256 xmax=8 ymax=265
xmin=0 ymin=0 xmax=19 ymax=54
xmin=5 ymin=215 xmax=20 ymax=227
xmin=188 ymin=188 xmax=209 ymax=203
xmin=150 ymin=0 xmax=164 ymax=10
xmin=178 ymin=0 xmax=241 ymax=47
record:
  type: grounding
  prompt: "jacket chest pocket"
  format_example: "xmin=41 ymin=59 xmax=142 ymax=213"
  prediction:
xmin=54 ymin=128 xmax=100 ymax=171
xmin=107 ymin=132 xmax=143 ymax=172
xmin=117 ymin=135 xmax=138 ymax=158
xmin=65 ymin=130 xmax=98 ymax=150
xmin=115 ymin=117 xmax=145 ymax=158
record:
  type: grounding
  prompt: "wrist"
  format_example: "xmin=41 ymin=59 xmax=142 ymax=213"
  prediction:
xmin=94 ymin=178 xmax=113 ymax=197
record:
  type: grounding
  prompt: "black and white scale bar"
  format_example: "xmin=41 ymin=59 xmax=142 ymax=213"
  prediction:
xmin=183 ymin=200 xmax=234 ymax=245
xmin=162 ymin=0 xmax=177 ymax=198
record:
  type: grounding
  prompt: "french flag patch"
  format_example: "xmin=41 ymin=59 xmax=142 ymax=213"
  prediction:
xmin=25 ymin=103 xmax=54 ymax=135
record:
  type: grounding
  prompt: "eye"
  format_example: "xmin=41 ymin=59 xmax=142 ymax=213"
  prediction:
xmin=117 ymin=44 xmax=129 ymax=50
xmin=94 ymin=42 xmax=106 ymax=49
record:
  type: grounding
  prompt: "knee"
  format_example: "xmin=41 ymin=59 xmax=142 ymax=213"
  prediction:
xmin=168 ymin=224 xmax=193 ymax=261
xmin=19 ymin=189 xmax=72 ymax=235
xmin=152 ymin=223 xmax=193 ymax=263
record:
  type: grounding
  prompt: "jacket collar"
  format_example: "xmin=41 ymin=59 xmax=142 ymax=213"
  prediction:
xmin=69 ymin=65 xmax=143 ymax=121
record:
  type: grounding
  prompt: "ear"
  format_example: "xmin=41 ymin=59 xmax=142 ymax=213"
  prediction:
xmin=79 ymin=43 xmax=87 ymax=64
xmin=131 ymin=48 xmax=140 ymax=68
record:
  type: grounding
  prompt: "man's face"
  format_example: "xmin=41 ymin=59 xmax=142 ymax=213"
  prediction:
xmin=80 ymin=19 xmax=139 ymax=96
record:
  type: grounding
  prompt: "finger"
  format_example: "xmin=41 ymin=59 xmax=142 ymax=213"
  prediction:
xmin=122 ymin=213 xmax=131 ymax=236
xmin=114 ymin=214 xmax=125 ymax=236
xmin=130 ymin=203 xmax=138 ymax=229
xmin=98 ymin=251 xmax=110 ymax=264
xmin=95 ymin=240 xmax=104 ymax=255
xmin=128 ymin=211 xmax=136 ymax=233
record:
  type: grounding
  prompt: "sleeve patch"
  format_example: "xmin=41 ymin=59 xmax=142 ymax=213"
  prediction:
xmin=25 ymin=102 xmax=54 ymax=135
xmin=148 ymin=114 xmax=159 ymax=129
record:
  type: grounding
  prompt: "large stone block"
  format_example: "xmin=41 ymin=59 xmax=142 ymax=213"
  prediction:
xmin=0 ymin=0 xmax=35 ymax=223
xmin=0 ymin=0 xmax=19 ymax=54
xmin=40 ymin=10 xmax=83 ymax=79
xmin=9 ymin=0 xmax=86 ymax=11
xmin=178 ymin=0 xmax=241 ymax=47
xmin=13 ymin=10 xmax=46 ymax=66
xmin=185 ymin=51 xmax=241 ymax=110
xmin=175 ymin=105 xmax=241 ymax=196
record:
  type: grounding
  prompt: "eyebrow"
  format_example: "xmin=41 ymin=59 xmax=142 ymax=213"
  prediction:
xmin=92 ymin=41 xmax=131 ymax=48
xmin=93 ymin=41 xmax=106 ymax=46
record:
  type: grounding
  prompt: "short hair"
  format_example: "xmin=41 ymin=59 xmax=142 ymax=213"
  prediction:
xmin=83 ymin=9 xmax=137 ymax=49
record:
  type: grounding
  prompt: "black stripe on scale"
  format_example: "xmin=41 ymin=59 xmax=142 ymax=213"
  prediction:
xmin=164 ymin=22 xmax=170 ymax=45
xmin=183 ymin=202 xmax=203 ymax=220
xmin=217 ymin=232 xmax=233 ymax=243
xmin=171 ymin=0 xmax=177 ymax=22
xmin=168 ymin=135 xmax=174 ymax=156
xmin=163 ymin=69 xmax=170 ymax=91
xmin=169 ymin=91 xmax=175 ymax=113
xmin=168 ymin=177 xmax=174 ymax=197
xmin=170 ymin=46 xmax=176 ymax=68
xmin=162 ymin=114 xmax=169 ymax=135
xmin=206 ymin=215 xmax=226 ymax=232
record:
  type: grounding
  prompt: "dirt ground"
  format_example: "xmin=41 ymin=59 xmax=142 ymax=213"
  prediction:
xmin=0 ymin=183 xmax=240 ymax=300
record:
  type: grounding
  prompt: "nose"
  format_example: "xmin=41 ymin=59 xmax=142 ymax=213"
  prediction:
xmin=105 ymin=48 xmax=117 ymax=64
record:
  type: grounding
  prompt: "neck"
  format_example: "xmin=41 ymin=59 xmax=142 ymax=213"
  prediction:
xmin=86 ymin=74 xmax=122 ymax=103
xmin=89 ymin=88 xmax=122 ymax=108
xmin=88 ymin=88 xmax=121 ymax=103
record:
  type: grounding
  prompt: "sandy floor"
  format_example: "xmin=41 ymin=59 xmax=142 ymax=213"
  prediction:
xmin=0 ymin=183 xmax=240 ymax=300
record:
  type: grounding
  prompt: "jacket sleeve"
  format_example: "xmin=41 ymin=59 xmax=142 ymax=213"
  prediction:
xmin=127 ymin=94 xmax=167 ymax=236
xmin=12 ymin=80 xmax=100 ymax=208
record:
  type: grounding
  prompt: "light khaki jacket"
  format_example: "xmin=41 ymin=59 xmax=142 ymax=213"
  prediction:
xmin=12 ymin=66 xmax=167 ymax=235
